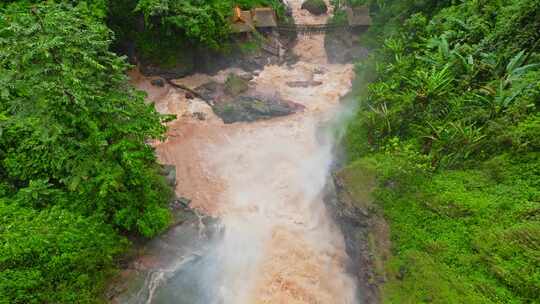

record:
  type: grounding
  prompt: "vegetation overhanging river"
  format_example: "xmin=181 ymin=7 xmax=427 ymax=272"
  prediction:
xmin=115 ymin=1 xmax=359 ymax=303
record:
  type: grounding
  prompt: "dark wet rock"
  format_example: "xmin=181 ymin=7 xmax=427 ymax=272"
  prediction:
xmin=108 ymin=211 xmax=221 ymax=303
xmin=176 ymin=197 xmax=192 ymax=209
xmin=325 ymin=30 xmax=369 ymax=64
xmin=136 ymin=23 xmax=300 ymax=81
xmin=196 ymin=33 xmax=290 ymax=74
xmin=185 ymin=92 xmax=195 ymax=99
xmin=137 ymin=36 xmax=282 ymax=79
xmin=323 ymin=160 xmax=390 ymax=304
xmin=139 ymin=54 xmax=196 ymax=79
xmin=194 ymin=81 xmax=223 ymax=102
xmin=140 ymin=64 xmax=194 ymax=80
xmin=237 ymin=72 xmax=254 ymax=82
xmin=286 ymin=80 xmax=323 ymax=87
xmin=192 ymin=112 xmax=206 ymax=120
xmin=169 ymin=197 xmax=197 ymax=227
xmin=238 ymin=54 xmax=280 ymax=71
xmin=283 ymin=49 xmax=301 ymax=66
xmin=160 ymin=164 xmax=176 ymax=188
xmin=301 ymin=0 xmax=328 ymax=15
xmin=151 ymin=78 xmax=165 ymax=87
xmin=225 ymin=74 xmax=249 ymax=96
xmin=194 ymin=76 xmax=303 ymax=123
xmin=213 ymin=96 xmax=302 ymax=124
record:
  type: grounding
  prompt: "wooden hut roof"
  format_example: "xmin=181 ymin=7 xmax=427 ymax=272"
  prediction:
xmin=251 ymin=7 xmax=277 ymax=28
xmin=231 ymin=9 xmax=254 ymax=33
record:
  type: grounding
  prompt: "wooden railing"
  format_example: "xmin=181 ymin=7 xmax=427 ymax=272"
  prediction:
xmin=276 ymin=23 xmax=351 ymax=35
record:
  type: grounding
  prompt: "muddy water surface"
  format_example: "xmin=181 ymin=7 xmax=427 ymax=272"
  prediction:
xmin=117 ymin=1 xmax=358 ymax=303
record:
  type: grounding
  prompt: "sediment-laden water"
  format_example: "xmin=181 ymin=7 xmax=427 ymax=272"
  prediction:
xmin=115 ymin=1 xmax=358 ymax=303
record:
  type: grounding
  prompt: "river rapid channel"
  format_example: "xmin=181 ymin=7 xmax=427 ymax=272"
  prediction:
xmin=114 ymin=1 xmax=359 ymax=303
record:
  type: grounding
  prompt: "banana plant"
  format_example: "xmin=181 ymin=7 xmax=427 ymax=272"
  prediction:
xmin=478 ymin=50 xmax=539 ymax=113
xmin=505 ymin=50 xmax=540 ymax=84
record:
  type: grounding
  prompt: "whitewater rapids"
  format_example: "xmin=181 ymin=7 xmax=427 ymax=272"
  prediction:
xmin=121 ymin=0 xmax=358 ymax=303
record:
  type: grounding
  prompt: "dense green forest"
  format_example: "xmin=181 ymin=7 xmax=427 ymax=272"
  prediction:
xmin=1 ymin=0 xmax=538 ymax=303
xmin=344 ymin=0 xmax=540 ymax=303
xmin=0 ymin=0 xmax=282 ymax=303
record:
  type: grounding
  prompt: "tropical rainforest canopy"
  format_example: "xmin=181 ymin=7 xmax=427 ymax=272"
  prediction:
xmin=344 ymin=0 xmax=540 ymax=303
xmin=0 ymin=0 xmax=538 ymax=303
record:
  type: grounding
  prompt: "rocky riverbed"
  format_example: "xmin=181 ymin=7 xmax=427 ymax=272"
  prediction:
xmin=110 ymin=1 xmax=387 ymax=303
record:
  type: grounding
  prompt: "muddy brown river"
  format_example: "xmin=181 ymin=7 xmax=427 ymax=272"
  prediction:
xmin=114 ymin=1 xmax=359 ymax=303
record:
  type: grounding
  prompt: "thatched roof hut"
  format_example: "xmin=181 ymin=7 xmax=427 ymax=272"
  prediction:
xmin=251 ymin=7 xmax=277 ymax=28
xmin=231 ymin=7 xmax=254 ymax=33
xmin=230 ymin=6 xmax=277 ymax=33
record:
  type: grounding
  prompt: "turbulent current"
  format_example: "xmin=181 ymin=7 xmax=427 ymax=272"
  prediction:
xmin=115 ymin=1 xmax=358 ymax=303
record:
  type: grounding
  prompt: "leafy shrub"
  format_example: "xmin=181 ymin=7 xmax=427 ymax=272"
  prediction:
xmin=346 ymin=0 xmax=540 ymax=169
xmin=344 ymin=0 xmax=540 ymax=303
xmin=0 ymin=1 xmax=178 ymax=302
xmin=0 ymin=2 xmax=172 ymax=237
xmin=134 ymin=0 xmax=285 ymax=50
xmin=366 ymin=156 xmax=540 ymax=303
xmin=0 ymin=204 xmax=126 ymax=303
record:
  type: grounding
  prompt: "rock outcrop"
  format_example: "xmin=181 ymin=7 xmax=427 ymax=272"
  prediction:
xmin=224 ymin=74 xmax=249 ymax=96
xmin=301 ymin=0 xmax=328 ymax=15
xmin=324 ymin=159 xmax=391 ymax=304
xmin=324 ymin=30 xmax=369 ymax=64
xmin=193 ymin=73 xmax=304 ymax=124
xmin=213 ymin=96 xmax=302 ymax=123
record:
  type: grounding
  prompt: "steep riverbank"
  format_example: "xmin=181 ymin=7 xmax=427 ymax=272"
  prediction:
xmin=340 ymin=0 xmax=540 ymax=302
xmin=324 ymin=159 xmax=390 ymax=304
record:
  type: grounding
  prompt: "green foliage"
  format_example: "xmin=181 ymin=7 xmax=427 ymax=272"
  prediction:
xmin=133 ymin=0 xmax=285 ymax=50
xmin=0 ymin=1 xmax=172 ymax=236
xmin=344 ymin=0 xmax=540 ymax=302
xmin=0 ymin=204 xmax=126 ymax=304
xmin=0 ymin=0 xmax=108 ymax=18
xmin=105 ymin=0 xmax=285 ymax=67
xmin=360 ymin=154 xmax=540 ymax=303
xmin=346 ymin=0 xmax=540 ymax=169
xmin=0 ymin=2 xmax=174 ymax=302
xmin=135 ymin=0 xmax=232 ymax=49
xmin=239 ymin=40 xmax=262 ymax=54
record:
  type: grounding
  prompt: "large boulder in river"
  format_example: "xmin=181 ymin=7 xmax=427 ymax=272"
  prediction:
xmin=301 ymin=0 xmax=328 ymax=15
xmin=213 ymin=96 xmax=303 ymax=124
xmin=194 ymin=81 xmax=223 ymax=102
xmin=224 ymin=74 xmax=249 ymax=96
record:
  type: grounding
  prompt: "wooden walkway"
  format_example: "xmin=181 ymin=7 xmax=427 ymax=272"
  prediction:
xmin=231 ymin=5 xmax=371 ymax=35
xmin=277 ymin=23 xmax=351 ymax=35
